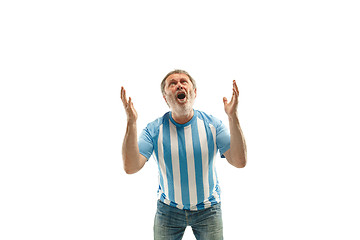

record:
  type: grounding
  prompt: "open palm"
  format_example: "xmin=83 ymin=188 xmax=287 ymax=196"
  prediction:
xmin=121 ymin=86 xmax=138 ymax=123
xmin=223 ymin=80 xmax=239 ymax=117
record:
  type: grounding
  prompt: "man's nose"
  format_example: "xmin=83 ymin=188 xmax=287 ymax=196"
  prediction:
xmin=176 ymin=83 xmax=183 ymax=90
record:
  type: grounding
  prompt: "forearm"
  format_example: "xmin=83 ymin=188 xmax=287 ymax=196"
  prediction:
xmin=228 ymin=114 xmax=247 ymax=168
xmin=122 ymin=121 xmax=142 ymax=174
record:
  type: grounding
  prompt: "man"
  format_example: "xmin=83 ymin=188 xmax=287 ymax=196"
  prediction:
xmin=120 ymin=69 xmax=247 ymax=240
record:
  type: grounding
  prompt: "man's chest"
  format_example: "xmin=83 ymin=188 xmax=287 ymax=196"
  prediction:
xmin=157 ymin=124 xmax=216 ymax=164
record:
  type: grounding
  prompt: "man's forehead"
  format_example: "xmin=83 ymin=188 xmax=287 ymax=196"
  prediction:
xmin=166 ymin=73 xmax=190 ymax=82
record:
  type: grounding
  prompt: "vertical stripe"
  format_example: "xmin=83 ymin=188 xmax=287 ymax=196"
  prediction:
xmin=157 ymin=125 xmax=168 ymax=198
xmin=177 ymin=127 xmax=190 ymax=208
xmin=184 ymin=125 xmax=197 ymax=210
xmin=209 ymin=124 xmax=217 ymax=192
xmin=210 ymin=124 xmax=220 ymax=207
xmin=191 ymin=120 xmax=204 ymax=204
xmin=197 ymin=118 xmax=209 ymax=206
xmin=169 ymin=121 xmax=182 ymax=207
xmin=207 ymin=124 xmax=215 ymax=195
xmin=163 ymin=118 xmax=174 ymax=202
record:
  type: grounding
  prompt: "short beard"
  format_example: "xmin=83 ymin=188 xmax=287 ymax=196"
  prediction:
xmin=165 ymin=91 xmax=195 ymax=113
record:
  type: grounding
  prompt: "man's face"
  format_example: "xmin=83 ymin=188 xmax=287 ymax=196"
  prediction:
xmin=163 ymin=73 xmax=197 ymax=111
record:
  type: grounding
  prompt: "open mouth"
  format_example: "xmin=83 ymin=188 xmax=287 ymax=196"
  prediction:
xmin=177 ymin=93 xmax=186 ymax=100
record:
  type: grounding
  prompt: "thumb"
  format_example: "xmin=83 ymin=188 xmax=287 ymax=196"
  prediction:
xmin=223 ymin=97 xmax=228 ymax=105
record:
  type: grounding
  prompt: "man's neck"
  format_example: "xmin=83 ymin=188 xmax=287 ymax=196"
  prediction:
xmin=171 ymin=109 xmax=194 ymax=124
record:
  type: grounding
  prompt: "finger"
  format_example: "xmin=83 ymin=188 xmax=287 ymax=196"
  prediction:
xmin=230 ymin=90 xmax=236 ymax=104
xmin=121 ymin=86 xmax=124 ymax=99
xmin=229 ymin=90 xmax=238 ymax=108
xmin=129 ymin=97 xmax=137 ymax=113
xmin=130 ymin=99 xmax=135 ymax=111
xmin=233 ymin=80 xmax=239 ymax=95
xmin=223 ymin=97 xmax=228 ymax=105
xmin=121 ymin=87 xmax=128 ymax=105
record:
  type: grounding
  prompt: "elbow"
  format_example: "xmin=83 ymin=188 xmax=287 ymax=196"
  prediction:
xmin=226 ymin=154 xmax=247 ymax=168
xmin=226 ymin=148 xmax=247 ymax=168
xmin=124 ymin=168 xmax=133 ymax=174
xmin=234 ymin=163 xmax=246 ymax=168
xmin=122 ymin=154 xmax=142 ymax=174
xmin=123 ymin=162 xmax=140 ymax=174
xmin=238 ymin=163 xmax=246 ymax=168
xmin=234 ymin=157 xmax=247 ymax=168
xmin=124 ymin=167 xmax=139 ymax=174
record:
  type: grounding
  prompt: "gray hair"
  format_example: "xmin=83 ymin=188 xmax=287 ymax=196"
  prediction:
xmin=161 ymin=69 xmax=197 ymax=96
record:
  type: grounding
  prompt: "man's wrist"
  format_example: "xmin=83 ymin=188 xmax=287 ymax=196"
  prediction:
xmin=227 ymin=112 xmax=239 ymax=121
xmin=127 ymin=119 xmax=137 ymax=127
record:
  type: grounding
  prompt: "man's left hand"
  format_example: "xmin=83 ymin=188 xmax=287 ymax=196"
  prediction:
xmin=223 ymin=80 xmax=239 ymax=118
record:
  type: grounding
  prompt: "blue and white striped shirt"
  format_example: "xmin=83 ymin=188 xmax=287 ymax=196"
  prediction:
xmin=138 ymin=110 xmax=230 ymax=211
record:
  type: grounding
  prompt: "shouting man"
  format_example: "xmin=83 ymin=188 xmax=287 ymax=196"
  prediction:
xmin=121 ymin=69 xmax=247 ymax=240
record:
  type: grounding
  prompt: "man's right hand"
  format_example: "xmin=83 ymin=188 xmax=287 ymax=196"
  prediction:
xmin=120 ymin=86 xmax=146 ymax=174
xmin=121 ymin=86 xmax=138 ymax=123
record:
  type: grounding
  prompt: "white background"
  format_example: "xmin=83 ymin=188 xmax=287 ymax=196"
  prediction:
xmin=1 ymin=0 xmax=359 ymax=239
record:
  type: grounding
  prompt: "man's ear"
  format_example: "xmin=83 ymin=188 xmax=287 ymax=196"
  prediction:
xmin=194 ymin=88 xmax=197 ymax=98
xmin=163 ymin=95 xmax=169 ymax=107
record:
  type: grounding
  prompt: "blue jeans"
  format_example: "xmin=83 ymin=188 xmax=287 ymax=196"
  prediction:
xmin=154 ymin=200 xmax=223 ymax=240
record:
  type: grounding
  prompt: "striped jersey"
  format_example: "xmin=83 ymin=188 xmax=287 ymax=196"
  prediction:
xmin=138 ymin=110 xmax=230 ymax=211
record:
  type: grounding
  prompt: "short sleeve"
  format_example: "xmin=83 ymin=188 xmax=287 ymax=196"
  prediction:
xmin=138 ymin=127 xmax=154 ymax=160
xmin=215 ymin=119 xmax=231 ymax=158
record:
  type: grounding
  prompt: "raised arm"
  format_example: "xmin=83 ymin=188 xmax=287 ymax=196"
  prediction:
xmin=121 ymin=87 xmax=147 ymax=174
xmin=222 ymin=80 xmax=247 ymax=168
